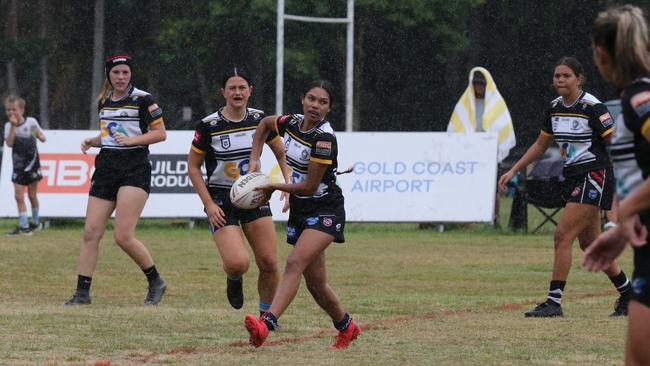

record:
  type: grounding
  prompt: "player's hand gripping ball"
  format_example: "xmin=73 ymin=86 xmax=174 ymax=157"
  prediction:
xmin=230 ymin=172 xmax=272 ymax=209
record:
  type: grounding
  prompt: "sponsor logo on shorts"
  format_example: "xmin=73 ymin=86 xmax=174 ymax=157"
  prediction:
xmin=306 ymin=217 xmax=319 ymax=225
xmin=588 ymin=189 xmax=598 ymax=200
xmin=323 ymin=217 xmax=333 ymax=227
xmin=633 ymin=277 xmax=647 ymax=296
xmin=287 ymin=225 xmax=296 ymax=239
xmin=335 ymin=223 xmax=342 ymax=231
xmin=571 ymin=186 xmax=581 ymax=197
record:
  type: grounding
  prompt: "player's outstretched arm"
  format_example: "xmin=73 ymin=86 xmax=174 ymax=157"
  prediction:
xmin=498 ymin=132 xmax=554 ymax=191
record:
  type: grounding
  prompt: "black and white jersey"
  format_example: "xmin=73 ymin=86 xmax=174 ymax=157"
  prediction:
xmin=98 ymin=85 xmax=163 ymax=150
xmin=274 ymin=114 xmax=343 ymax=210
xmin=609 ymin=112 xmax=643 ymax=199
xmin=621 ymin=76 xmax=650 ymax=181
xmin=541 ymin=91 xmax=613 ymax=176
xmin=4 ymin=117 xmax=41 ymax=173
xmin=192 ymin=107 xmax=278 ymax=189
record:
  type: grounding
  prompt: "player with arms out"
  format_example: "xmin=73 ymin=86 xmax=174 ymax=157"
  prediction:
xmin=3 ymin=95 xmax=46 ymax=236
xmin=243 ymin=80 xmax=361 ymax=349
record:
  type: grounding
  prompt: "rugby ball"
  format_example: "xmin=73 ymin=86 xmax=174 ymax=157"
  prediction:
xmin=230 ymin=172 xmax=272 ymax=209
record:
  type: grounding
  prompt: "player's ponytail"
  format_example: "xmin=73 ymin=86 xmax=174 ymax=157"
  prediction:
xmin=593 ymin=5 xmax=650 ymax=87
xmin=96 ymin=79 xmax=111 ymax=103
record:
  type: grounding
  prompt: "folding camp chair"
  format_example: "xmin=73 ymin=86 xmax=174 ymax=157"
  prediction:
xmin=523 ymin=178 xmax=565 ymax=233
xmin=520 ymin=151 xmax=565 ymax=233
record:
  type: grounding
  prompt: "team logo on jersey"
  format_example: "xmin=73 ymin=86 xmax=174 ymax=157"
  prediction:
xmin=315 ymin=140 xmax=332 ymax=156
xmin=301 ymin=150 xmax=309 ymax=160
xmin=322 ymin=217 xmax=333 ymax=227
xmin=149 ymin=104 xmax=162 ymax=118
xmin=220 ymin=135 xmax=231 ymax=149
xmin=599 ymin=113 xmax=613 ymax=127
xmin=571 ymin=120 xmax=580 ymax=130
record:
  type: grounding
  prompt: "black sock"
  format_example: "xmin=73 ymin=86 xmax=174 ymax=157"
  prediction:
xmin=333 ymin=312 xmax=351 ymax=331
xmin=262 ymin=312 xmax=278 ymax=331
xmin=76 ymin=275 xmax=92 ymax=293
xmin=609 ymin=270 xmax=631 ymax=295
xmin=547 ymin=280 xmax=566 ymax=306
xmin=143 ymin=265 xmax=160 ymax=283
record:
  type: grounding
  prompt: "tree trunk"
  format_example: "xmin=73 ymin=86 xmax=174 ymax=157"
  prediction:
xmin=6 ymin=0 xmax=18 ymax=94
xmin=194 ymin=62 xmax=212 ymax=117
xmin=38 ymin=0 xmax=49 ymax=128
xmin=353 ymin=21 xmax=364 ymax=131
xmin=89 ymin=0 xmax=105 ymax=129
xmin=39 ymin=58 xmax=49 ymax=128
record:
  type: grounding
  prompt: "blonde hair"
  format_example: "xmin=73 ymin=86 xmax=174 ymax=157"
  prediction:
xmin=593 ymin=5 xmax=650 ymax=87
xmin=4 ymin=95 xmax=26 ymax=109
xmin=96 ymin=79 xmax=112 ymax=102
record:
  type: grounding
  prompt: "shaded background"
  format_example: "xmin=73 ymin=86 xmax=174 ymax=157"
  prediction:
xmin=1 ymin=0 xmax=648 ymax=161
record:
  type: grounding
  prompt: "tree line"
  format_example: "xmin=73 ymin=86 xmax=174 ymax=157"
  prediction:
xmin=1 ymin=0 xmax=649 ymax=156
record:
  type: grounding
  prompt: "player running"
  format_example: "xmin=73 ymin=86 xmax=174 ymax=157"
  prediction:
xmin=187 ymin=66 xmax=289 ymax=313
xmin=244 ymin=80 xmax=361 ymax=349
xmin=64 ymin=54 xmax=167 ymax=306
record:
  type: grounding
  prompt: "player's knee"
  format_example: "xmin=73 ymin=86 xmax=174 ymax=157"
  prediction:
xmin=553 ymin=227 xmax=572 ymax=249
xmin=223 ymin=262 xmax=248 ymax=276
xmin=284 ymin=255 xmax=306 ymax=276
xmin=256 ymin=254 xmax=278 ymax=273
xmin=82 ymin=225 xmax=102 ymax=243
xmin=113 ymin=231 xmax=135 ymax=247
xmin=13 ymin=192 xmax=24 ymax=203
xmin=223 ymin=257 xmax=249 ymax=276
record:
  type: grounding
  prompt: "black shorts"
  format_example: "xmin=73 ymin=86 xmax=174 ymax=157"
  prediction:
xmin=286 ymin=204 xmax=345 ymax=245
xmin=631 ymin=243 xmax=650 ymax=307
xmin=561 ymin=167 xmax=614 ymax=210
xmin=207 ymin=188 xmax=272 ymax=234
xmin=89 ymin=149 xmax=151 ymax=201
xmin=12 ymin=169 xmax=42 ymax=185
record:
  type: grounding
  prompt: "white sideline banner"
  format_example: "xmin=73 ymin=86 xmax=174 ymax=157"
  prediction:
xmin=0 ymin=131 xmax=498 ymax=222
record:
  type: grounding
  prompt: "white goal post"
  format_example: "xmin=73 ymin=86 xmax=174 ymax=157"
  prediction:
xmin=276 ymin=0 xmax=355 ymax=132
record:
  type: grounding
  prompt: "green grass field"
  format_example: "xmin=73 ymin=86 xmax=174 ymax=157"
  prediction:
xmin=0 ymin=201 xmax=634 ymax=365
